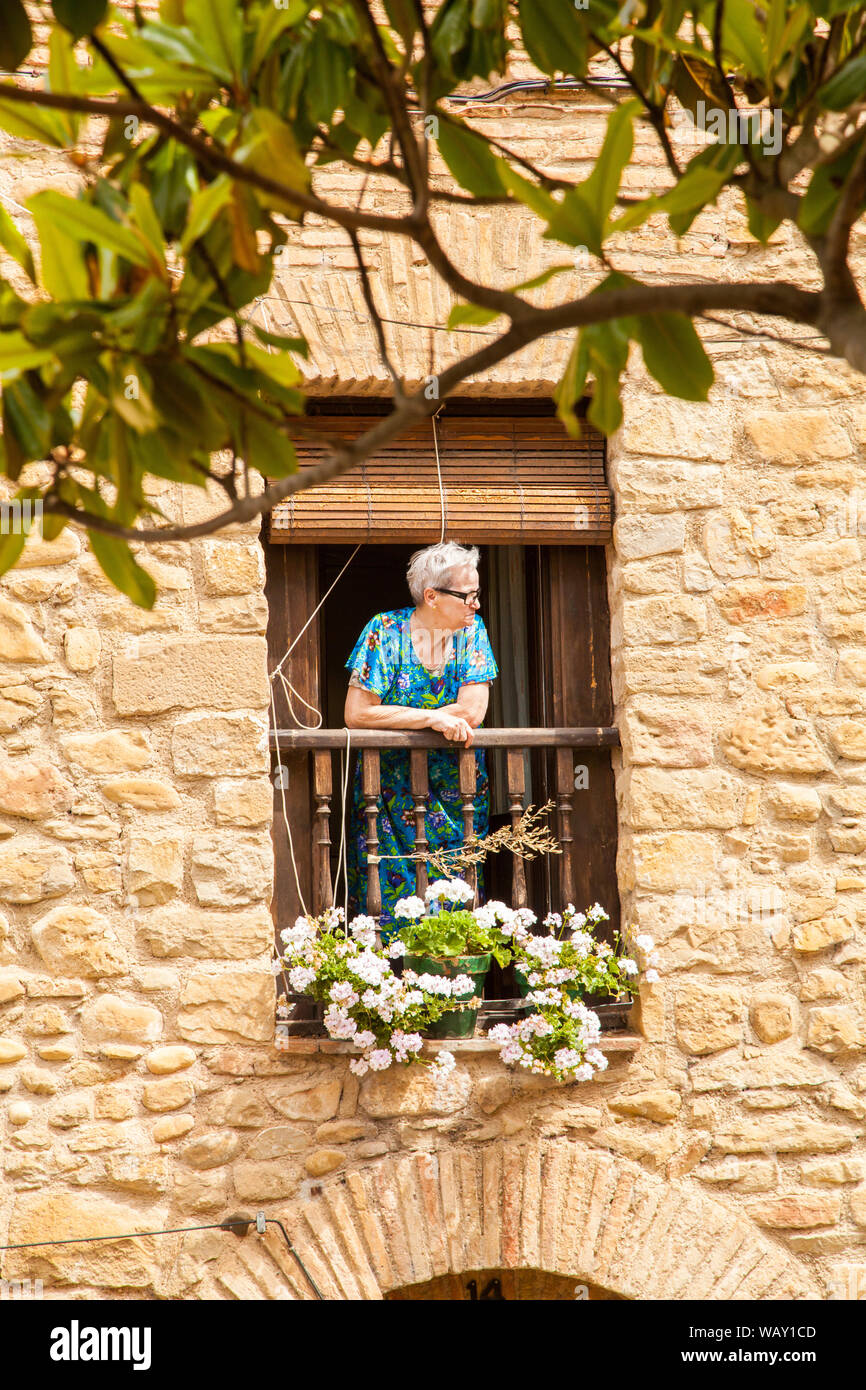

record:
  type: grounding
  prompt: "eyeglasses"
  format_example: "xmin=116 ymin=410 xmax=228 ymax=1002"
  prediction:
xmin=435 ymin=587 xmax=481 ymax=605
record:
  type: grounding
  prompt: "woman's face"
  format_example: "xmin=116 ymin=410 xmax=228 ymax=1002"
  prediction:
xmin=425 ymin=563 xmax=480 ymax=632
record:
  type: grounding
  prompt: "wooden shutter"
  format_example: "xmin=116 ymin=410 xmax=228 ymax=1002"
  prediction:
xmin=268 ymin=411 xmax=611 ymax=544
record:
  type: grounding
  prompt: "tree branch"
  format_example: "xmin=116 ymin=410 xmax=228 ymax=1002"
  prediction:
xmin=41 ymin=276 xmax=825 ymax=544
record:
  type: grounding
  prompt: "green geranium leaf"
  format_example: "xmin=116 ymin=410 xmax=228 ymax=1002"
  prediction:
xmin=632 ymin=313 xmax=714 ymax=400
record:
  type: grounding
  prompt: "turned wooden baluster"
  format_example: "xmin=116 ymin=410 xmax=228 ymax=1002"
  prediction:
xmin=312 ymin=750 xmax=333 ymax=913
xmin=361 ymin=749 xmax=382 ymax=917
xmin=555 ymin=746 xmax=575 ymax=909
xmin=506 ymin=747 xmax=528 ymax=910
xmin=410 ymin=749 xmax=429 ymax=900
xmin=458 ymin=748 xmax=477 ymax=895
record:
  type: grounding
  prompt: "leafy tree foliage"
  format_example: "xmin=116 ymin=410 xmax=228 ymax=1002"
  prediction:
xmin=0 ymin=0 xmax=863 ymax=602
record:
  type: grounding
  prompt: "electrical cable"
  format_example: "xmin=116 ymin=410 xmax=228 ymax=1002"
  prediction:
xmin=0 ymin=1215 xmax=325 ymax=1301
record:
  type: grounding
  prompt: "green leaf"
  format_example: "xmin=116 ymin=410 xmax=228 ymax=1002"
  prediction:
xmin=544 ymin=188 xmax=603 ymax=256
xmin=632 ymin=314 xmax=714 ymax=399
xmin=447 ymin=302 xmax=500 ymax=329
xmin=818 ymin=52 xmax=866 ymax=110
xmin=496 ymin=162 xmax=558 ymax=219
xmin=720 ymin=0 xmax=766 ymax=74
xmin=27 ymin=191 xmax=152 ymax=268
xmin=0 ymin=525 xmax=26 ymax=580
xmin=240 ymin=413 xmax=298 ymax=478
xmin=436 ymin=119 xmax=503 ymax=196
xmin=0 ymin=204 xmax=34 ymax=282
xmin=48 ymin=27 xmax=82 ymax=143
xmin=0 ymin=331 xmax=54 ymax=374
xmin=2 ymin=378 xmax=54 ymax=476
xmin=185 ymin=0 xmax=243 ymax=82
xmin=0 ymin=90 xmax=68 ymax=147
xmin=128 ymin=185 xmax=166 ymax=269
xmin=234 ymin=110 xmax=311 ymax=220
xmin=518 ymin=0 xmax=588 ymax=77
xmin=613 ymin=163 xmax=734 ymax=235
xmin=251 ymin=0 xmax=308 ymax=72
xmin=51 ymin=0 xmax=108 ymax=41
xmin=798 ymin=142 xmax=860 ymax=236
xmin=0 ymin=0 xmax=32 ymax=72
xmin=579 ymin=98 xmax=639 ymax=227
xmin=384 ymin=0 xmax=417 ymax=44
xmin=88 ymin=530 xmax=156 ymax=609
xmin=249 ymin=322 xmax=309 ymax=356
xmin=180 ymin=174 xmax=233 ymax=255
xmin=554 ymin=331 xmax=590 ymax=438
xmin=448 ymin=263 xmax=573 ymax=328
xmin=745 ymin=195 xmax=783 ymax=245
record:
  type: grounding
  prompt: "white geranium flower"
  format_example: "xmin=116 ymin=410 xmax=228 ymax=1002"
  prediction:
xmin=387 ymin=939 xmax=407 ymax=958
xmin=394 ymin=895 xmax=426 ymax=920
xmin=368 ymin=1049 xmax=392 ymax=1071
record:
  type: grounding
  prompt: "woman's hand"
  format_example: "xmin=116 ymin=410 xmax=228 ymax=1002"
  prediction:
xmin=430 ymin=711 xmax=474 ymax=745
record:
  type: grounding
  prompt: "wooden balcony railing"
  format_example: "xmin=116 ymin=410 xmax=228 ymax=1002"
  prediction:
xmin=270 ymin=726 xmax=620 ymax=918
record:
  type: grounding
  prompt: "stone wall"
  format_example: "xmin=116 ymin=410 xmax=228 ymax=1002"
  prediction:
xmin=3 ymin=21 xmax=866 ymax=1300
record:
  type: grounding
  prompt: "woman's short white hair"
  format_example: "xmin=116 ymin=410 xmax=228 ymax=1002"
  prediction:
xmin=406 ymin=541 xmax=480 ymax=606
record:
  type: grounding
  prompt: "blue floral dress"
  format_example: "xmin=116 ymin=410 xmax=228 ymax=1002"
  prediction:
xmin=345 ymin=607 xmax=499 ymax=933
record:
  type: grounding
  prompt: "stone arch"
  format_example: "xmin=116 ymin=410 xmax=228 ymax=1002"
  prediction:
xmin=203 ymin=1140 xmax=822 ymax=1300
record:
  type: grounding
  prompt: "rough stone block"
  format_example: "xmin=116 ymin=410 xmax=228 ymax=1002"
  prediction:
xmin=177 ymin=970 xmax=274 ymax=1044
xmin=807 ymin=1007 xmax=866 ymax=1055
xmin=0 ymin=596 xmax=51 ymax=661
xmin=749 ymin=993 xmax=795 ymax=1043
xmin=81 ymin=995 xmax=163 ymax=1047
xmin=626 ymin=767 xmax=741 ymax=829
xmin=102 ymin=779 xmax=181 ymax=811
xmin=613 ymin=514 xmax=685 ymax=561
xmin=609 ymin=1088 xmax=681 ymax=1123
xmin=200 ymin=541 xmax=265 ymax=596
xmin=747 ymin=1194 xmax=842 ymax=1229
xmin=5 ymin=1192 xmax=160 ymax=1287
xmin=31 ymin=905 xmax=127 ymax=978
xmin=305 ymin=1148 xmax=345 ymax=1178
xmin=125 ymin=834 xmax=184 ymax=906
xmin=213 ymin=778 xmax=272 ymax=827
xmin=623 ymin=401 xmax=732 ymax=460
xmin=723 ymin=704 xmax=829 ymax=775
xmin=623 ymin=832 xmax=717 ymax=892
xmin=180 ymin=1132 xmax=239 ymax=1169
xmin=621 ymin=595 xmax=707 ymax=645
xmin=112 ymin=637 xmax=269 ymax=713
xmin=145 ymin=1046 xmax=196 ymax=1075
xmin=269 ymin=1080 xmax=342 ymax=1123
xmin=620 ymin=704 xmax=713 ymax=768
xmin=0 ymin=757 xmax=71 ymax=820
xmin=171 ymin=713 xmax=269 ymax=777
xmin=714 ymin=580 xmax=807 ymax=624
xmin=64 ymin=628 xmax=101 ymax=672
xmin=233 ymin=1161 xmax=296 ymax=1201
xmin=138 ymin=905 xmax=273 ymax=960
xmin=60 ymin=730 xmax=151 ymax=774
xmin=746 ymin=411 xmax=849 ymax=463
xmin=675 ymin=980 xmax=742 ymax=1054
xmin=0 ymin=838 xmax=75 ymax=903
xmin=142 ymin=1076 xmax=196 ymax=1112
xmin=189 ymin=834 xmax=273 ymax=907
xmin=360 ymin=1065 xmax=471 ymax=1118
xmin=245 ymin=1126 xmax=308 ymax=1159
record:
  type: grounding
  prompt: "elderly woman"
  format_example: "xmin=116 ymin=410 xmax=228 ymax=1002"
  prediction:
xmin=344 ymin=541 xmax=498 ymax=933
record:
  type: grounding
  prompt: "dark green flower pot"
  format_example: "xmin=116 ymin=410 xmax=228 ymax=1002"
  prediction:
xmin=405 ymin=952 xmax=491 ymax=1039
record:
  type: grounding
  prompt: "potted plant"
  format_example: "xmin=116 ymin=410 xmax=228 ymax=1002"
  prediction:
xmin=489 ymin=910 xmax=659 ymax=1080
xmin=276 ymin=905 xmax=461 ymax=1079
xmin=393 ymin=880 xmax=525 ymax=1038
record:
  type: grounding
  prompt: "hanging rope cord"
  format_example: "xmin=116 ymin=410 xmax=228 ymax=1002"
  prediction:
xmin=269 ymin=409 xmax=449 ymax=956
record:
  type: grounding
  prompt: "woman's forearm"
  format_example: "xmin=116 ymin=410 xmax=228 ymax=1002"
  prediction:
xmin=344 ymin=702 xmax=435 ymax=731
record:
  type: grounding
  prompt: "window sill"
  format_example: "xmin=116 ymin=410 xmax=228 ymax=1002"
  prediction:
xmin=274 ymin=1030 xmax=641 ymax=1057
